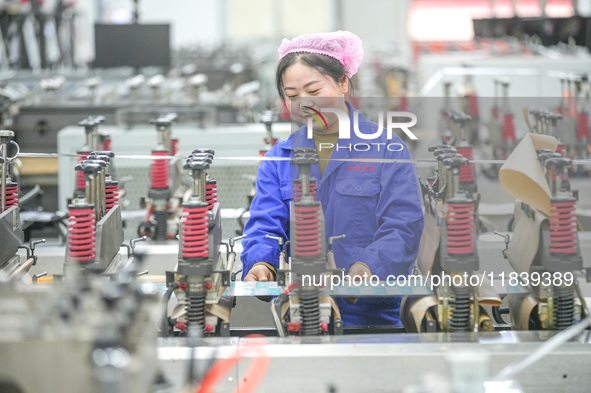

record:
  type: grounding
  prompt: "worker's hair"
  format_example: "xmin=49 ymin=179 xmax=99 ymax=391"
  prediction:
xmin=275 ymin=52 xmax=354 ymax=101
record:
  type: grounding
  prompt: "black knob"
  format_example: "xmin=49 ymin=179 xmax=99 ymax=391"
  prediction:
xmin=188 ymin=152 xmax=213 ymax=161
xmin=548 ymin=113 xmax=563 ymax=125
xmin=91 ymin=151 xmax=115 ymax=158
xmin=428 ymin=144 xmax=451 ymax=153
xmin=443 ymin=156 xmax=469 ymax=170
xmin=85 ymin=159 xmax=107 ymax=169
xmin=433 ymin=148 xmax=456 ymax=157
xmin=452 ymin=112 xmax=471 ymax=126
xmin=538 ymin=152 xmax=561 ymax=165
xmin=88 ymin=154 xmax=111 ymax=163
xmin=545 ymin=157 xmax=571 ymax=170
xmin=150 ymin=114 xmax=176 ymax=127
xmin=436 ymin=152 xmax=462 ymax=162
xmin=186 ymin=155 xmax=212 ymax=165
xmin=81 ymin=162 xmax=101 ymax=174
xmin=164 ymin=113 xmax=178 ymax=121
xmin=292 ymin=148 xmax=319 ymax=165
xmin=183 ymin=159 xmax=209 ymax=171
xmin=260 ymin=110 xmax=278 ymax=124
xmin=536 ymin=149 xmax=554 ymax=155
xmin=78 ymin=117 xmax=93 ymax=128
xmin=192 ymin=148 xmax=215 ymax=156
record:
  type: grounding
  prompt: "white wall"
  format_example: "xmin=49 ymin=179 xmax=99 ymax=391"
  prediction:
xmin=73 ymin=0 xmax=411 ymax=63
xmin=226 ymin=0 xmax=332 ymax=43
xmin=140 ymin=0 xmax=225 ymax=48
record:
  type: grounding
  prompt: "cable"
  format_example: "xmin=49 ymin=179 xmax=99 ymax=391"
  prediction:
xmin=197 ymin=335 xmax=270 ymax=393
xmin=493 ymin=313 xmax=591 ymax=382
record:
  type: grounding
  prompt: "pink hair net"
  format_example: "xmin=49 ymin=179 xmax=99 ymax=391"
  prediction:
xmin=278 ymin=30 xmax=364 ymax=77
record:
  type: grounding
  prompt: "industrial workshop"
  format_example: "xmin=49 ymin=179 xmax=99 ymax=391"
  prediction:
xmin=1 ymin=0 xmax=591 ymax=392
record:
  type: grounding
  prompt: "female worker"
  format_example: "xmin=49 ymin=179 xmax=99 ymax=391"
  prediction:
xmin=240 ymin=31 xmax=424 ymax=326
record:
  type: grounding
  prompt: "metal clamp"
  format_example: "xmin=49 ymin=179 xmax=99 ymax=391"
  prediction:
xmin=493 ymin=231 xmax=511 ymax=259
xmin=328 ymin=234 xmax=346 ymax=251
xmin=19 ymin=238 xmax=46 ymax=264
xmin=265 ymin=234 xmax=284 ymax=247
xmin=130 ymin=236 xmax=147 ymax=255
xmin=32 ymin=272 xmax=47 ymax=284
xmin=229 ymin=234 xmax=246 ymax=254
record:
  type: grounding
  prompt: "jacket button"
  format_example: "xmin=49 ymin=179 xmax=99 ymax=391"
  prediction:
xmin=355 ymin=185 xmax=362 ymax=192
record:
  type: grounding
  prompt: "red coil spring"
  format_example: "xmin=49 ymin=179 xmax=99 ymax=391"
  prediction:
xmin=446 ymin=202 xmax=474 ymax=255
xmin=577 ymin=112 xmax=589 ymax=141
xmin=399 ymin=95 xmax=408 ymax=112
xmin=105 ymin=181 xmax=119 ymax=211
xmin=549 ymin=201 xmax=577 ymax=254
xmin=2 ymin=182 xmax=18 ymax=210
xmin=293 ymin=180 xmax=317 ymax=202
xmin=151 ymin=150 xmax=169 ymax=189
xmin=181 ymin=203 xmax=209 ymax=259
xmin=172 ymin=139 xmax=179 ymax=156
xmin=294 ymin=204 xmax=322 ymax=257
xmin=76 ymin=152 xmax=89 ymax=190
xmin=102 ymin=138 xmax=112 ymax=152
xmin=466 ymin=94 xmax=479 ymax=118
xmin=206 ymin=180 xmax=217 ymax=210
xmin=556 ymin=144 xmax=566 ymax=158
xmin=68 ymin=205 xmax=96 ymax=262
xmin=491 ymin=106 xmax=499 ymax=120
xmin=502 ymin=113 xmax=515 ymax=143
xmin=456 ymin=147 xmax=475 ymax=183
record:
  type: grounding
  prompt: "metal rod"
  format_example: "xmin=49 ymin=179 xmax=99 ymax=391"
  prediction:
xmin=452 ymin=168 xmax=460 ymax=197
xmin=7 ymin=258 xmax=36 ymax=280
xmin=494 ymin=315 xmax=591 ymax=382
xmin=226 ymin=253 xmax=236 ymax=278
xmin=99 ymin=168 xmax=106 ymax=218
xmin=85 ymin=173 xmax=92 ymax=205
xmin=300 ymin=166 xmax=311 ymax=197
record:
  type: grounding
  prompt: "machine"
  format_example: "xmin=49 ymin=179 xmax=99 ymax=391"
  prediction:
xmin=1 ymin=69 xmax=591 ymax=393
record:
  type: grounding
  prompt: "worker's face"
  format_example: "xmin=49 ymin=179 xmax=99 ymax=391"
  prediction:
xmin=282 ymin=62 xmax=348 ymax=133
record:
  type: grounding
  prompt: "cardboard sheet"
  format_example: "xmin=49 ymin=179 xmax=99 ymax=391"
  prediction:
xmin=498 ymin=133 xmax=557 ymax=217
xmin=416 ymin=207 xmax=441 ymax=275
xmin=400 ymin=295 xmax=439 ymax=333
xmin=507 ymin=200 xmax=545 ymax=274
xmin=508 ymin=294 xmax=538 ymax=330
xmin=477 ymin=275 xmax=503 ymax=306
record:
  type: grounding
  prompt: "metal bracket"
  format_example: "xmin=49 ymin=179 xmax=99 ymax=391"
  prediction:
xmin=493 ymin=231 xmax=511 ymax=259
xmin=229 ymin=234 xmax=245 ymax=254
xmin=18 ymin=238 xmax=46 ymax=265
xmin=327 ymin=234 xmax=345 ymax=251
xmin=32 ymin=271 xmax=47 ymax=283
xmin=129 ymin=236 xmax=147 ymax=256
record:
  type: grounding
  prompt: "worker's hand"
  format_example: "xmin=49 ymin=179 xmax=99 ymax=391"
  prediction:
xmin=344 ymin=262 xmax=372 ymax=305
xmin=244 ymin=264 xmax=275 ymax=282
xmin=244 ymin=264 xmax=275 ymax=302
xmin=347 ymin=262 xmax=372 ymax=279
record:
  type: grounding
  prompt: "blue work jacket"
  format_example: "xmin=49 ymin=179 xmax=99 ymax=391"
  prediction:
xmin=241 ymin=102 xmax=424 ymax=326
